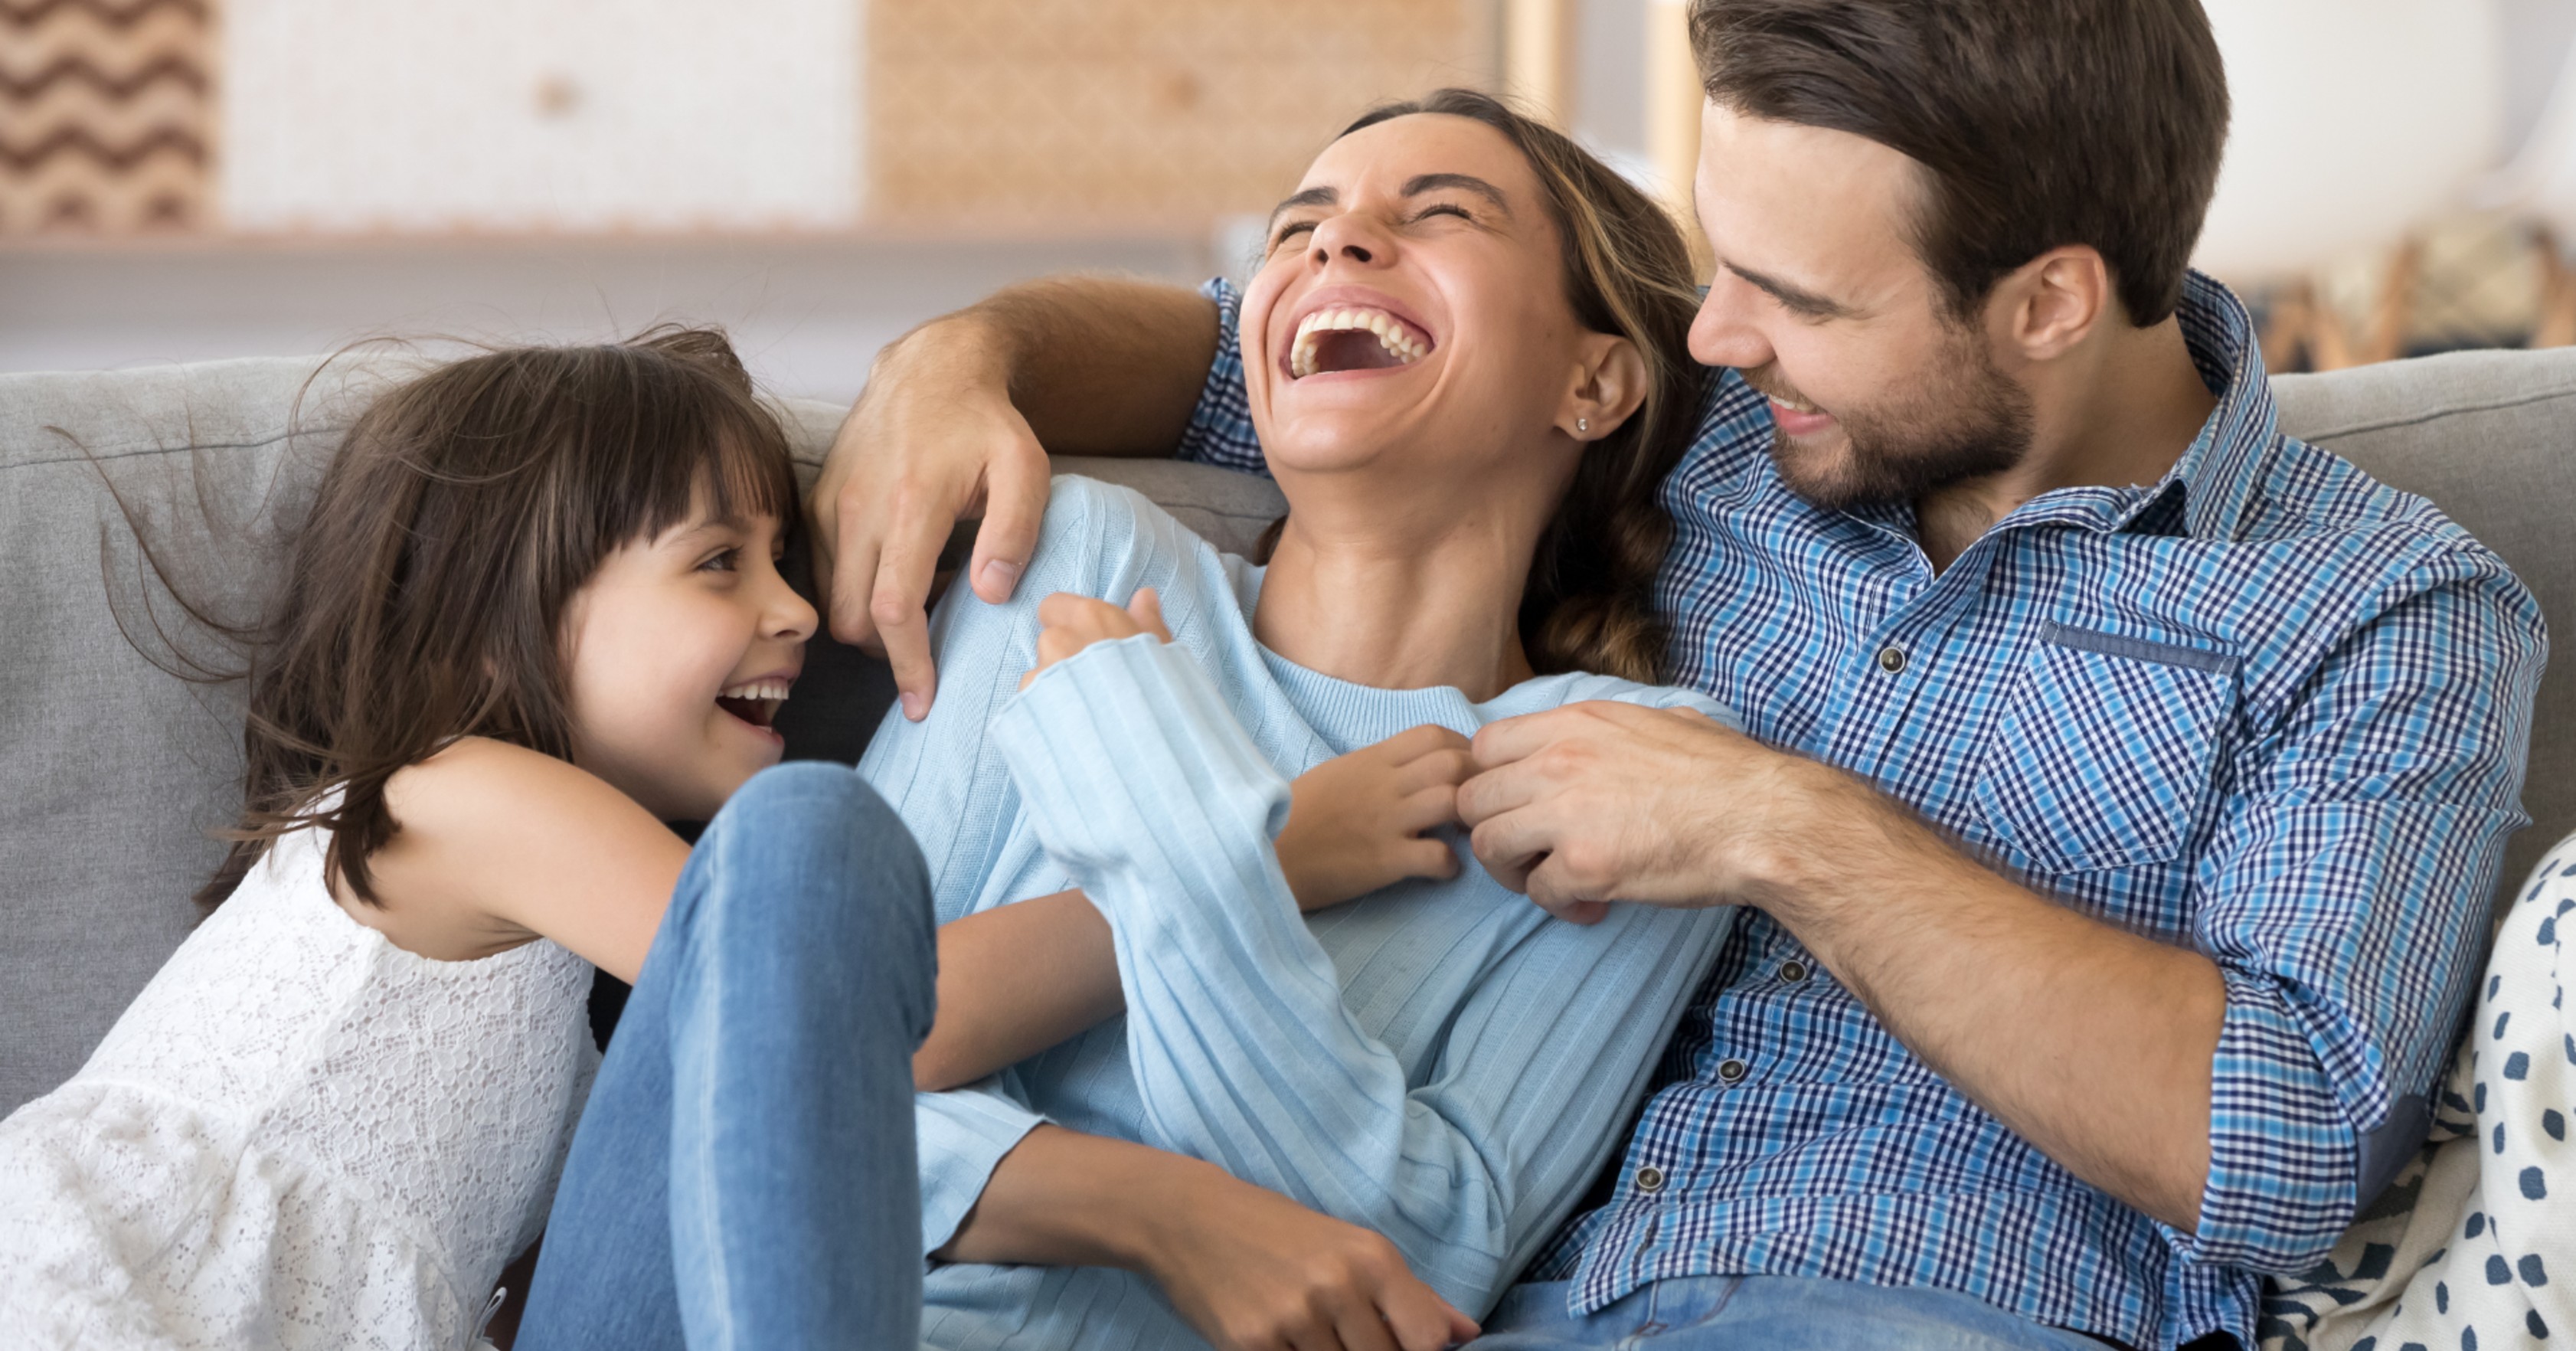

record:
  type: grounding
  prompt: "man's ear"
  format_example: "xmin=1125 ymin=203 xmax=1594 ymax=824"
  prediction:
xmin=1558 ymin=333 xmax=1649 ymax=443
xmin=1996 ymin=246 xmax=2113 ymax=361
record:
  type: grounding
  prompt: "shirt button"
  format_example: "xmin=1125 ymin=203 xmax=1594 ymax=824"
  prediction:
xmin=1875 ymin=644 xmax=1907 ymax=674
xmin=1780 ymin=960 xmax=1809 ymax=983
xmin=1635 ymin=1165 xmax=1666 ymax=1193
xmin=1716 ymin=1057 xmax=1748 ymax=1084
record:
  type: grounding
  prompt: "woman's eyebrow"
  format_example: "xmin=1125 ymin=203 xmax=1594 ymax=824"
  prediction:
xmin=1267 ymin=187 xmax=1339 ymax=231
xmin=1401 ymin=173 xmax=1511 ymax=215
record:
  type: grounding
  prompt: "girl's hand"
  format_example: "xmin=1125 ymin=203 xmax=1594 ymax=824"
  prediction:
xmin=1020 ymin=589 xmax=1171 ymax=689
xmin=1278 ymin=725 xmax=1473 ymax=911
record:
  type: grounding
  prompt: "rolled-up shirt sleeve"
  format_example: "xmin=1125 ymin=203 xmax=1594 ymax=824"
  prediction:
xmin=1172 ymin=278 xmax=1267 ymax=475
xmin=915 ymin=1084 xmax=1047 ymax=1254
xmin=2177 ymin=548 xmax=2544 ymax=1271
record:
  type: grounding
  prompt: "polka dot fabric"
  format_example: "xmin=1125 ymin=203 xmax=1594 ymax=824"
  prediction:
xmin=2262 ymin=838 xmax=2576 ymax=1350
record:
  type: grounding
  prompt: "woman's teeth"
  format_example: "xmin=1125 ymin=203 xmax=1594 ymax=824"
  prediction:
xmin=1289 ymin=306 xmax=1429 ymax=379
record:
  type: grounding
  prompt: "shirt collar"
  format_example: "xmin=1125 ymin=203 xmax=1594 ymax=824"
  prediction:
xmin=2102 ymin=270 xmax=2281 ymax=541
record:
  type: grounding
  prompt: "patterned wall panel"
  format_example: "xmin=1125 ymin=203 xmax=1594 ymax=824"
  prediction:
xmin=868 ymin=0 xmax=1499 ymax=231
xmin=0 ymin=0 xmax=212 ymax=234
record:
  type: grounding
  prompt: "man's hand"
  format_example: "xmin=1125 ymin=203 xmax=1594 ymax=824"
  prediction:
xmin=1021 ymin=589 xmax=1171 ymax=689
xmin=812 ymin=314 xmax=1054 ymax=721
xmin=808 ymin=278 xmax=1222 ymax=721
xmin=1277 ymin=725 xmax=1473 ymax=912
xmin=1458 ymin=701 xmax=1813 ymax=922
xmin=1136 ymin=1168 xmax=1481 ymax=1351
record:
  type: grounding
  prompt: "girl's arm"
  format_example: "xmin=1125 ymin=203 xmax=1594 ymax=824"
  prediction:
xmin=992 ymin=624 xmax=1736 ymax=1315
xmin=917 ymin=725 xmax=1474 ymax=1090
xmin=351 ymin=736 xmax=685 ymax=983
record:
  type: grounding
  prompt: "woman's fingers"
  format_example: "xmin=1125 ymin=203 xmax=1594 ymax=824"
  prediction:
xmin=1376 ymin=1284 xmax=1479 ymax=1351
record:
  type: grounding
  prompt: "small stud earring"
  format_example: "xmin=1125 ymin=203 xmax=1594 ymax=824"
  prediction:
xmin=1577 ymin=417 xmax=1590 ymax=434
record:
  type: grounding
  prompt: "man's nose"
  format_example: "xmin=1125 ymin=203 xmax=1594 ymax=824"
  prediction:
xmin=1688 ymin=272 xmax=1774 ymax=371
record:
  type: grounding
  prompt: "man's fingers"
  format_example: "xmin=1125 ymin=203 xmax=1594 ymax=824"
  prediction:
xmin=1535 ymin=894 xmax=1612 ymax=926
xmin=967 ymin=434 xmax=1048 ymax=604
xmin=1453 ymin=758 xmax=1545 ymax=828
xmin=1324 ymin=1301 xmax=1399 ymax=1351
xmin=1467 ymin=809 xmax=1552 ymax=894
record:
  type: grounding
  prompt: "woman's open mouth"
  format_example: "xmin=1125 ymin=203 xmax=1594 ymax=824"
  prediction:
xmin=715 ymin=678 xmax=790 ymax=730
xmin=1287 ymin=306 xmax=1433 ymax=379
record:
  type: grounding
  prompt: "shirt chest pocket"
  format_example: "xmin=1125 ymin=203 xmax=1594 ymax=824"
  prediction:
xmin=1970 ymin=623 xmax=2239 ymax=874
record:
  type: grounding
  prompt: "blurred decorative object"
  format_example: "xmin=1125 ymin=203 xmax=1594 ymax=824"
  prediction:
xmin=1502 ymin=0 xmax=1571 ymax=125
xmin=2195 ymin=0 xmax=2506 ymax=283
xmin=1642 ymin=0 xmax=1708 ymax=278
xmin=866 ymin=0 xmax=1496 ymax=233
xmin=2485 ymin=22 xmax=2576 ymax=347
xmin=219 ymin=0 xmax=862 ymax=234
xmin=0 ymin=0 xmax=213 ymax=236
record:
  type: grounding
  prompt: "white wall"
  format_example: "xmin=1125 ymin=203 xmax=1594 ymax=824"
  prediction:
xmin=0 ymin=236 xmax=1207 ymax=405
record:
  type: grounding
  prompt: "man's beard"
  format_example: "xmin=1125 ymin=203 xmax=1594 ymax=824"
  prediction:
xmin=1746 ymin=332 xmax=2035 ymax=513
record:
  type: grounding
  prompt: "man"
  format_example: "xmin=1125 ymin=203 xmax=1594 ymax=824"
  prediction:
xmin=815 ymin=2 xmax=2545 ymax=1346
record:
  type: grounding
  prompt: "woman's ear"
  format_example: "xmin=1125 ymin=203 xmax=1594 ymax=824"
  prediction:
xmin=1558 ymin=334 xmax=1648 ymax=443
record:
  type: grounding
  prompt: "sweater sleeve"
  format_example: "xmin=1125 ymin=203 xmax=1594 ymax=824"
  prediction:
xmin=990 ymin=633 xmax=1734 ymax=1313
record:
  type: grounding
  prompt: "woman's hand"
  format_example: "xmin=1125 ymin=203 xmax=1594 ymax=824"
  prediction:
xmin=1020 ymin=589 xmax=1172 ymax=689
xmin=941 ymin=1125 xmax=1478 ymax=1351
xmin=1136 ymin=1167 xmax=1481 ymax=1351
xmin=1277 ymin=725 xmax=1473 ymax=911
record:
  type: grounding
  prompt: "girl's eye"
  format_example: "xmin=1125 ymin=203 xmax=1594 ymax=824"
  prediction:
xmin=1270 ymin=221 xmax=1316 ymax=251
xmin=698 ymin=547 xmax=740 ymax=574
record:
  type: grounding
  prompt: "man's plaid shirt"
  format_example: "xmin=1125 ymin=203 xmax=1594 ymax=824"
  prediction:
xmin=1172 ymin=272 xmax=2545 ymax=1348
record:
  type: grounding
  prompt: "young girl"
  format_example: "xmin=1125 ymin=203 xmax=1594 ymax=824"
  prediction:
xmin=0 ymin=330 xmax=920 ymax=1350
xmin=0 ymin=329 xmax=1464 ymax=1350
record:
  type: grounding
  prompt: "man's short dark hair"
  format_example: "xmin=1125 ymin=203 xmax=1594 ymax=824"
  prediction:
xmin=1691 ymin=0 xmax=2228 ymax=326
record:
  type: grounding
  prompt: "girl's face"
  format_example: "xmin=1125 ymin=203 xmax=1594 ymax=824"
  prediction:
xmin=560 ymin=500 xmax=815 ymax=822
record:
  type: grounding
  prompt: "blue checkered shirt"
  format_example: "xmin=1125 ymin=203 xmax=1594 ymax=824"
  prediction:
xmin=1173 ymin=273 xmax=2545 ymax=1349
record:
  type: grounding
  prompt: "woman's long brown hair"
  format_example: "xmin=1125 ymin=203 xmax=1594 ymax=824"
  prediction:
xmin=193 ymin=328 xmax=798 ymax=908
xmin=1337 ymin=89 xmax=1705 ymax=683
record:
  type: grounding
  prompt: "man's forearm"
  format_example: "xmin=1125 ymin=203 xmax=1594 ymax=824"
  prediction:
xmin=1750 ymin=771 xmax=2224 ymax=1231
xmin=956 ymin=276 xmax=1221 ymax=459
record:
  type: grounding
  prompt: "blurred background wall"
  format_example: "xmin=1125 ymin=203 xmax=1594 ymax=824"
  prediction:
xmin=2 ymin=0 xmax=2571 ymax=402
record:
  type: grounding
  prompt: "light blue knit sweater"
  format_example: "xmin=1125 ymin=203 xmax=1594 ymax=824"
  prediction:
xmin=858 ymin=476 xmax=1738 ymax=1349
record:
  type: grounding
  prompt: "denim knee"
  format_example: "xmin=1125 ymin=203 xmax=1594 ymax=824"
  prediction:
xmin=693 ymin=762 xmax=937 ymax=1026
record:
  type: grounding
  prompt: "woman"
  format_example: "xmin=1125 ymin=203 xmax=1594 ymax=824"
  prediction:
xmin=521 ymin=89 xmax=1732 ymax=1351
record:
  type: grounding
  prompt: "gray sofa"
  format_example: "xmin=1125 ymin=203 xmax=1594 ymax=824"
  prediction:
xmin=2 ymin=347 xmax=2571 ymax=1117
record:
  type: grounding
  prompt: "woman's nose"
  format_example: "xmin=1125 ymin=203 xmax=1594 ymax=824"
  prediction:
xmin=1307 ymin=212 xmax=1391 ymax=269
xmin=1689 ymin=272 xmax=1775 ymax=371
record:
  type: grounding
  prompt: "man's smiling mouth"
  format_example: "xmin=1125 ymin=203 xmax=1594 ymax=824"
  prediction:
xmin=1288 ymin=306 xmax=1432 ymax=379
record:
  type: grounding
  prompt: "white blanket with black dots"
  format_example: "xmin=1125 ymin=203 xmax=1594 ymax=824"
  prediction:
xmin=2261 ymin=837 xmax=2576 ymax=1351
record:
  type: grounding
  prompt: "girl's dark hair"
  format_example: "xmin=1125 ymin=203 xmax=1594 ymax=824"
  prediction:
xmin=1336 ymin=88 xmax=1703 ymax=683
xmin=195 ymin=328 xmax=798 ymax=908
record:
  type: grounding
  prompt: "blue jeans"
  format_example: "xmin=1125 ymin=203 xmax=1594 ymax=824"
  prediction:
xmin=516 ymin=764 xmax=937 ymax=1351
xmin=1475 ymin=1277 xmax=2118 ymax=1350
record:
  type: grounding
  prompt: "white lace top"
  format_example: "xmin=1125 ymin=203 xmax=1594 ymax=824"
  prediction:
xmin=0 ymin=823 xmax=599 ymax=1351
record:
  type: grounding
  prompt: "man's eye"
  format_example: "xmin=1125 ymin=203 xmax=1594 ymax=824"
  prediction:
xmin=1414 ymin=203 xmax=1472 ymax=223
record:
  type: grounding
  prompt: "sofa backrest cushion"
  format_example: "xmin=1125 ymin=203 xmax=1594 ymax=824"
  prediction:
xmin=0 ymin=348 xmax=2561 ymax=1117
